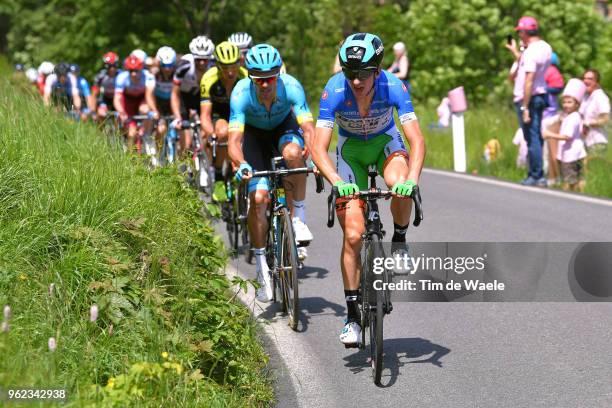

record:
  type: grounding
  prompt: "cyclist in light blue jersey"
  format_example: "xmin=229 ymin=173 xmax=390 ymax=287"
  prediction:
xmin=228 ymin=44 xmax=315 ymax=302
xmin=311 ymin=33 xmax=425 ymax=346
xmin=69 ymin=64 xmax=96 ymax=121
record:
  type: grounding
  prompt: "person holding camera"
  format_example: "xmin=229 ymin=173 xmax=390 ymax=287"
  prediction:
xmin=506 ymin=16 xmax=552 ymax=187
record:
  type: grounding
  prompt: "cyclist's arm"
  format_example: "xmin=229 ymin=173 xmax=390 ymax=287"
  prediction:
xmin=228 ymin=129 xmax=246 ymax=166
xmin=312 ymin=126 xmax=342 ymax=184
xmin=400 ymin=120 xmax=426 ymax=184
xmin=43 ymin=76 xmax=52 ymax=106
xmin=69 ymin=74 xmax=82 ymax=110
xmin=300 ymin=120 xmax=315 ymax=154
xmin=200 ymin=102 xmax=214 ymax=137
xmin=145 ymin=85 xmax=158 ymax=115
xmin=113 ymin=74 xmax=125 ymax=115
xmin=170 ymin=84 xmax=182 ymax=121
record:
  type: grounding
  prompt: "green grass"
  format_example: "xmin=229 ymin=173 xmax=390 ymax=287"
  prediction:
xmin=311 ymin=100 xmax=612 ymax=198
xmin=0 ymin=67 xmax=273 ymax=406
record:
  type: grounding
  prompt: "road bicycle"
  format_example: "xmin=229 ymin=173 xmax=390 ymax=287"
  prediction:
xmin=158 ymin=115 xmax=179 ymax=166
xmin=179 ymin=119 xmax=212 ymax=196
xmin=249 ymin=157 xmax=323 ymax=330
xmin=327 ymin=166 xmax=423 ymax=385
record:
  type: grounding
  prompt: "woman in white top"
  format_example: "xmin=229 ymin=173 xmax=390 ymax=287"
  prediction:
xmin=580 ymin=69 xmax=610 ymax=156
xmin=387 ymin=42 xmax=410 ymax=87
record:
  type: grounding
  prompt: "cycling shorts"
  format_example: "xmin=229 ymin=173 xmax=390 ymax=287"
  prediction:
xmin=180 ymin=91 xmax=200 ymax=117
xmin=156 ymin=96 xmax=172 ymax=116
xmin=336 ymin=128 xmax=408 ymax=190
xmin=122 ymin=94 xmax=147 ymax=127
xmin=243 ymin=113 xmax=304 ymax=193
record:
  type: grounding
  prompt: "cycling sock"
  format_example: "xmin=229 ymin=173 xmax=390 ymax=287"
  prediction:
xmin=253 ymin=247 xmax=268 ymax=274
xmin=392 ymin=223 xmax=408 ymax=243
xmin=345 ymin=289 xmax=360 ymax=322
xmin=292 ymin=200 xmax=306 ymax=223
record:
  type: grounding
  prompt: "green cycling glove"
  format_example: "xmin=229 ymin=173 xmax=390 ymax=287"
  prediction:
xmin=334 ymin=180 xmax=359 ymax=197
xmin=391 ymin=180 xmax=416 ymax=197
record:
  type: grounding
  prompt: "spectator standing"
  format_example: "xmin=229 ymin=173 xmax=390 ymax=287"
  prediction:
xmin=387 ymin=42 xmax=410 ymax=88
xmin=543 ymin=78 xmax=587 ymax=192
xmin=580 ymin=69 xmax=610 ymax=157
xmin=508 ymin=16 xmax=552 ymax=186
xmin=543 ymin=52 xmax=564 ymax=185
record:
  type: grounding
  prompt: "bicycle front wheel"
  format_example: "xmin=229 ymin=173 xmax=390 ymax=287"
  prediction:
xmin=280 ymin=210 xmax=300 ymax=330
xmin=365 ymin=236 xmax=385 ymax=385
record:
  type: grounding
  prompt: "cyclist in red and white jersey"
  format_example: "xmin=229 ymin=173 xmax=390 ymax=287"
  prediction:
xmin=37 ymin=61 xmax=54 ymax=97
xmin=113 ymin=55 xmax=158 ymax=151
xmin=93 ymin=52 xmax=121 ymax=120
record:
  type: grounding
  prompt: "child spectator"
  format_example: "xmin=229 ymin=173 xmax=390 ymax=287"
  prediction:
xmin=543 ymin=78 xmax=587 ymax=192
xmin=512 ymin=127 xmax=528 ymax=168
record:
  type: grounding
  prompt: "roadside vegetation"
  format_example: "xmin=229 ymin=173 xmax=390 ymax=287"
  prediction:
xmin=0 ymin=61 xmax=273 ymax=407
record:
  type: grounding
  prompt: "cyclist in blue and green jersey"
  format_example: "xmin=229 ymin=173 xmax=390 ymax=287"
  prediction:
xmin=311 ymin=33 xmax=425 ymax=346
xmin=69 ymin=64 xmax=96 ymax=121
xmin=228 ymin=44 xmax=315 ymax=302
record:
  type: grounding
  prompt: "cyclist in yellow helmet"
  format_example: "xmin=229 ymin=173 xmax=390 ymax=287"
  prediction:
xmin=200 ymin=41 xmax=249 ymax=199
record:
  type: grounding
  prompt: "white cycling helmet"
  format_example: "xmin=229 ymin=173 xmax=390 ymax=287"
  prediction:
xmin=38 ymin=61 xmax=54 ymax=75
xmin=189 ymin=36 xmax=214 ymax=59
xmin=131 ymin=49 xmax=147 ymax=64
xmin=156 ymin=46 xmax=177 ymax=66
xmin=26 ymin=68 xmax=39 ymax=83
xmin=228 ymin=32 xmax=253 ymax=50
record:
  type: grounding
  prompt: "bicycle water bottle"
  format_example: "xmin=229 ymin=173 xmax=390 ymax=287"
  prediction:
xmin=278 ymin=188 xmax=287 ymax=207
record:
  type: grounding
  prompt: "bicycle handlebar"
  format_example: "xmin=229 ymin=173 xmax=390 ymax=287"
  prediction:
xmin=326 ymin=185 xmax=423 ymax=228
xmin=246 ymin=167 xmax=325 ymax=194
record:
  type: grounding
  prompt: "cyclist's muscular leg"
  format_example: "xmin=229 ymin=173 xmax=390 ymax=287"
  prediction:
xmin=383 ymin=154 xmax=412 ymax=226
xmin=247 ymin=189 xmax=270 ymax=248
xmin=281 ymin=142 xmax=306 ymax=214
xmin=337 ymin=200 xmax=366 ymax=290
xmin=213 ymin=119 xmax=230 ymax=168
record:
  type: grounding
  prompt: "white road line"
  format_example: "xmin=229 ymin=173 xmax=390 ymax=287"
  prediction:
xmin=423 ymin=168 xmax=612 ymax=207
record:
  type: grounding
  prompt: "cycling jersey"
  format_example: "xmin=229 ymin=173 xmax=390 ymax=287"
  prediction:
xmin=76 ymin=76 xmax=91 ymax=98
xmin=228 ymin=73 xmax=313 ymax=132
xmin=316 ymin=70 xmax=416 ymax=139
xmin=316 ymin=71 xmax=417 ymax=190
xmin=155 ymin=70 xmax=174 ymax=100
xmin=114 ymin=69 xmax=155 ymax=98
xmin=173 ymin=54 xmax=210 ymax=95
xmin=200 ymin=66 xmax=248 ymax=119
xmin=93 ymin=69 xmax=120 ymax=101
xmin=44 ymin=73 xmax=79 ymax=98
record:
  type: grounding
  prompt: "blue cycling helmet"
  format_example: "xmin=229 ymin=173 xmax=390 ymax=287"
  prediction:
xmin=69 ymin=63 xmax=80 ymax=74
xmin=15 ymin=63 xmax=24 ymax=72
xmin=245 ymin=44 xmax=282 ymax=77
xmin=339 ymin=33 xmax=384 ymax=71
xmin=550 ymin=52 xmax=559 ymax=67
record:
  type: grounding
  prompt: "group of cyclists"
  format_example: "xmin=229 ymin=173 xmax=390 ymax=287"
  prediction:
xmin=18 ymin=31 xmax=426 ymax=348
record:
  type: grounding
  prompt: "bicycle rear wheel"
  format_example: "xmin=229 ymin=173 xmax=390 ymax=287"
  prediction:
xmin=280 ymin=210 xmax=300 ymax=330
xmin=365 ymin=236 xmax=385 ymax=385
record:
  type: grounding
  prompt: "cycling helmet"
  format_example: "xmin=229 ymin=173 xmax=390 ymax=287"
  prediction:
xmin=214 ymin=41 xmax=240 ymax=65
xmin=103 ymin=51 xmax=119 ymax=66
xmin=69 ymin=63 xmax=80 ymax=74
xmin=26 ymin=68 xmax=39 ymax=83
xmin=245 ymin=44 xmax=282 ymax=77
xmin=189 ymin=36 xmax=214 ymax=59
xmin=228 ymin=32 xmax=253 ymax=50
xmin=156 ymin=46 xmax=177 ymax=67
xmin=131 ymin=49 xmax=147 ymax=63
xmin=38 ymin=61 xmax=55 ymax=76
xmin=124 ymin=55 xmax=143 ymax=70
xmin=339 ymin=33 xmax=384 ymax=71
xmin=15 ymin=63 xmax=24 ymax=72
xmin=54 ymin=62 xmax=70 ymax=76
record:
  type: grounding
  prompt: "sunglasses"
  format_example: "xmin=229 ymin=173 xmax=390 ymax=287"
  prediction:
xmin=342 ymin=68 xmax=375 ymax=81
xmin=252 ymin=75 xmax=278 ymax=86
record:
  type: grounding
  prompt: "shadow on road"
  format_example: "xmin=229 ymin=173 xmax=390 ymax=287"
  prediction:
xmin=257 ymin=296 xmax=345 ymax=333
xmin=299 ymin=265 xmax=330 ymax=280
xmin=343 ymin=337 xmax=450 ymax=387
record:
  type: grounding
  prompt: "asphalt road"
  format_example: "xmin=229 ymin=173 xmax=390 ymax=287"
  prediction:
xmin=216 ymin=168 xmax=612 ymax=408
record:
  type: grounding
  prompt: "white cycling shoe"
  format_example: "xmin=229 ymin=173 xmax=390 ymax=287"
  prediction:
xmin=339 ymin=320 xmax=361 ymax=346
xmin=255 ymin=269 xmax=273 ymax=303
xmin=292 ymin=217 xmax=313 ymax=243
xmin=297 ymin=246 xmax=307 ymax=261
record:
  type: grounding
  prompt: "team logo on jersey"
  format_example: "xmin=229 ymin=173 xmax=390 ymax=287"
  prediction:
xmin=322 ymin=90 xmax=328 ymax=100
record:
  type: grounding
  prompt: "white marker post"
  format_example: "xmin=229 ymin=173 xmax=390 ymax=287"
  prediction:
xmin=448 ymin=86 xmax=468 ymax=173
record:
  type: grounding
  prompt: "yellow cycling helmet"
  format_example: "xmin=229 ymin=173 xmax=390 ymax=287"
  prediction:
xmin=214 ymin=41 xmax=240 ymax=65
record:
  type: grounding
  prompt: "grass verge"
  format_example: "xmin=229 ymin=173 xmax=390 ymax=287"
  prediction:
xmin=0 ymin=66 xmax=273 ymax=406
